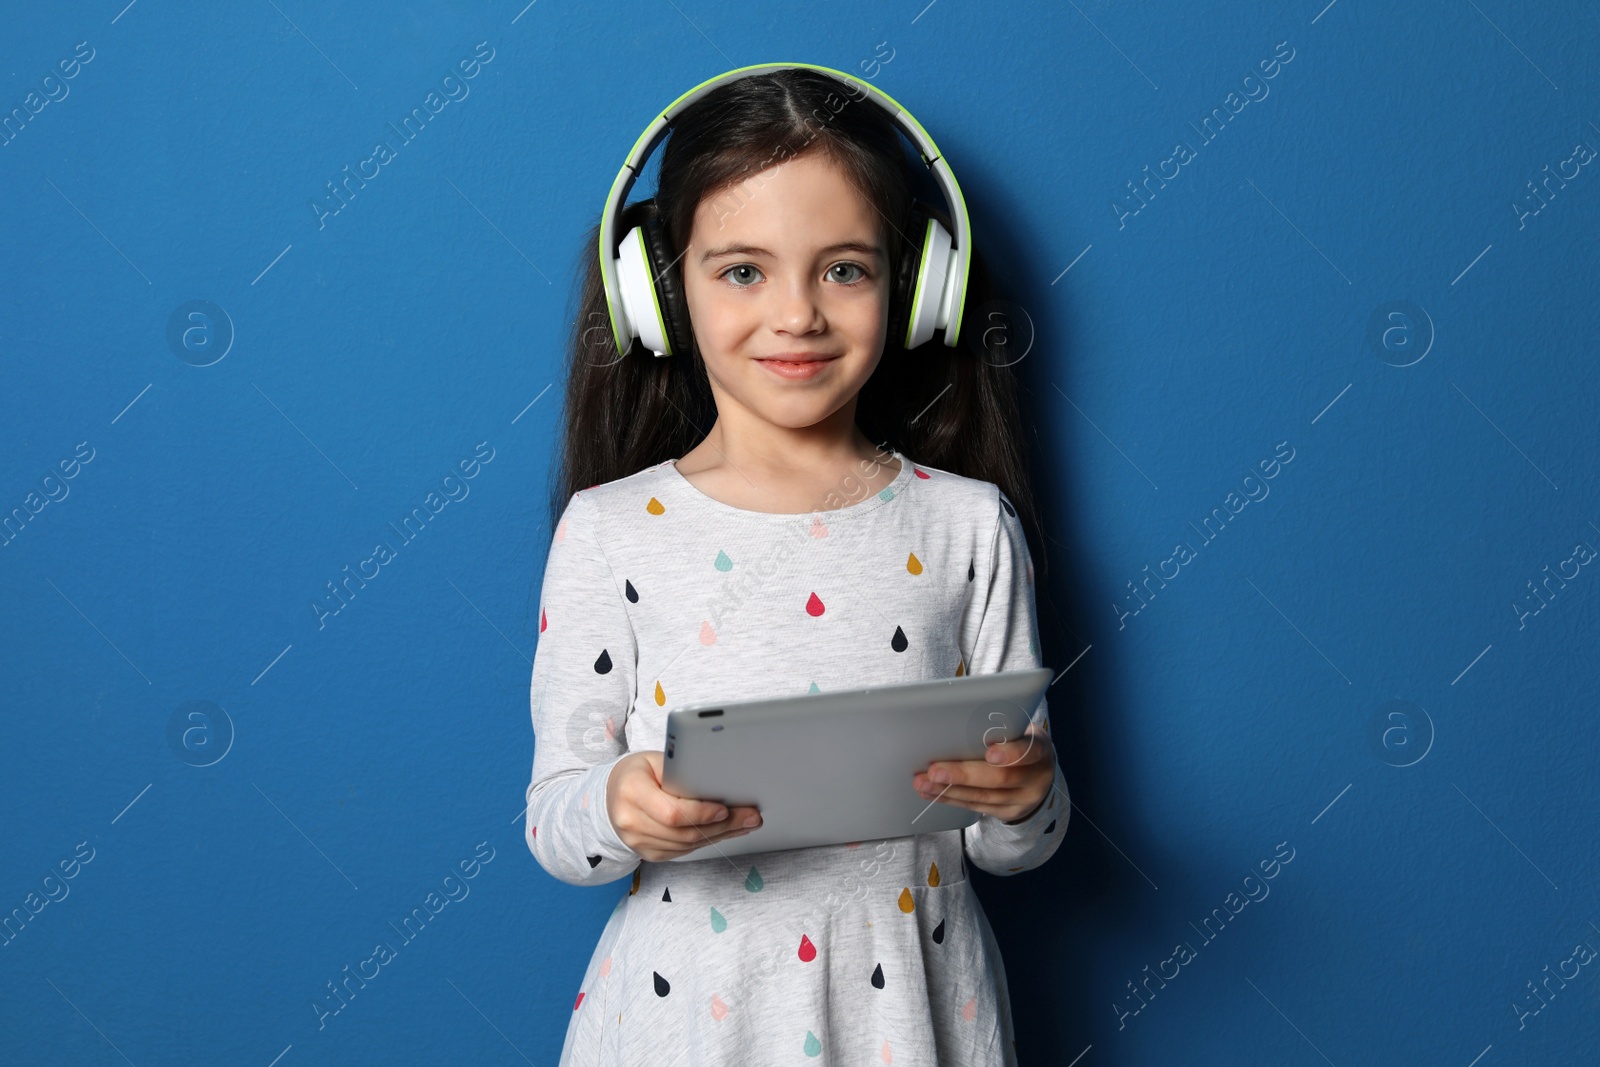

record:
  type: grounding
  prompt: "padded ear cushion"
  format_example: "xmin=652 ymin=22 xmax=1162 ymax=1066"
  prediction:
xmin=887 ymin=202 xmax=931 ymax=351
xmin=640 ymin=204 xmax=695 ymax=359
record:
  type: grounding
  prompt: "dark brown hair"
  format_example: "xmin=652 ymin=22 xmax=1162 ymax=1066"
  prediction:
xmin=551 ymin=67 xmax=1047 ymax=577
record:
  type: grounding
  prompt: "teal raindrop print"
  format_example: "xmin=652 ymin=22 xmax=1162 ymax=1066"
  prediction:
xmin=710 ymin=906 xmax=727 ymax=933
xmin=745 ymin=866 xmax=764 ymax=892
xmin=877 ymin=485 xmax=896 ymax=502
xmin=803 ymin=1030 xmax=823 ymax=1056
xmin=714 ymin=549 xmax=733 ymax=572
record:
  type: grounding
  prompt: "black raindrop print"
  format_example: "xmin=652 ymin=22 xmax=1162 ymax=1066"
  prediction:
xmin=653 ymin=971 xmax=671 ymax=997
xmin=871 ymin=962 xmax=885 ymax=989
xmin=625 ymin=579 xmax=638 ymax=603
xmin=661 ymin=886 xmax=671 ymax=902
xmin=594 ymin=649 xmax=613 ymax=674
xmin=891 ymin=626 xmax=909 ymax=653
xmin=1044 ymin=819 xmax=1057 ymax=834
xmin=1000 ymin=494 xmax=1015 ymax=517
xmin=968 ymin=559 xmax=975 ymax=582
xmin=587 ymin=854 xmax=602 ymax=868
xmin=931 ymin=918 xmax=946 ymax=944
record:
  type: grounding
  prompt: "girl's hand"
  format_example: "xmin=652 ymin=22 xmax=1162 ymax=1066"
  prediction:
xmin=606 ymin=751 xmax=763 ymax=862
xmin=911 ymin=722 xmax=1057 ymax=825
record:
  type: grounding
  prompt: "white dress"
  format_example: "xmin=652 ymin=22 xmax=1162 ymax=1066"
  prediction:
xmin=524 ymin=452 xmax=1069 ymax=1065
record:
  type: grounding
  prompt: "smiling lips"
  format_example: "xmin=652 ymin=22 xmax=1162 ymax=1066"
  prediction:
xmin=756 ymin=354 xmax=841 ymax=380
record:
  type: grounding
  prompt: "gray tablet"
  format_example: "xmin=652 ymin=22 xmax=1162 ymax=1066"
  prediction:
xmin=659 ymin=667 xmax=1054 ymax=861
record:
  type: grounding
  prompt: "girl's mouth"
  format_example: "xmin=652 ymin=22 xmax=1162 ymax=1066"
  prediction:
xmin=756 ymin=356 xmax=840 ymax=380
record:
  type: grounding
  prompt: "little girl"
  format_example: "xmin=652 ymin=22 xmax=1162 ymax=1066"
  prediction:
xmin=524 ymin=64 xmax=1070 ymax=1065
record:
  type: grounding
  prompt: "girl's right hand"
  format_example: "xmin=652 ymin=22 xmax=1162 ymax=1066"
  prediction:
xmin=605 ymin=751 xmax=762 ymax=862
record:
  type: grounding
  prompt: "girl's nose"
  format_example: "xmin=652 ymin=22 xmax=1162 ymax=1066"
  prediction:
xmin=771 ymin=280 xmax=826 ymax=334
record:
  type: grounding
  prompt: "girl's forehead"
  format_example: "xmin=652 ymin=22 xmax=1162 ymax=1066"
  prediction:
xmin=688 ymin=161 xmax=882 ymax=249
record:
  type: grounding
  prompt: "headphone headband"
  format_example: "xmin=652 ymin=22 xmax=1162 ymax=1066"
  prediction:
xmin=597 ymin=61 xmax=972 ymax=358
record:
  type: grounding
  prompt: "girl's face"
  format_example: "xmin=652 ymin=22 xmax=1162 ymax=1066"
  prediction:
xmin=680 ymin=151 xmax=889 ymax=436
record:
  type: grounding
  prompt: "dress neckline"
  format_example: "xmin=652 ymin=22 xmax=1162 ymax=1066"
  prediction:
xmin=660 ymin=451 xmax=915 ymax=521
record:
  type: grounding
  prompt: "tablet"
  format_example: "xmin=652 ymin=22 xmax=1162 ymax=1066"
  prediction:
xmin=658 ymin=666 xmax=1054 ymax=862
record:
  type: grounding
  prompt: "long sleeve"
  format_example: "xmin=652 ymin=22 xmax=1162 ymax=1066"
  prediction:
xmin=524 ymin=491 xmax=642 ymax=887
xmin=957 ymin=487 xmax=1070 ymax=876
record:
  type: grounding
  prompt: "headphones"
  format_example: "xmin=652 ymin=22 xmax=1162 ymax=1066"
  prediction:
xmin=597 ymin=61 xmax=972 ymax=360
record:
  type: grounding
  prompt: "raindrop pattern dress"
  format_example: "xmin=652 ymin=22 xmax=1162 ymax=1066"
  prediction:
xmin=524 ymin=452 xmax=1069 ymax=1065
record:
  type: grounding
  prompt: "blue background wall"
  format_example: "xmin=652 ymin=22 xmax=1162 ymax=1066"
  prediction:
xmin=3 ymin=1 xmax=1596 ymax=1063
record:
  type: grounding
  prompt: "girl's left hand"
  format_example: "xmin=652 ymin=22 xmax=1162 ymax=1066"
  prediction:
xmin=912 ymin=722 xmax=1058 ymax=825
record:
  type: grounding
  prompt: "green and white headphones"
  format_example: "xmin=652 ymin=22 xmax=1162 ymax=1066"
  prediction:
xmin=597 ymin=61 xmax=972 ymax=360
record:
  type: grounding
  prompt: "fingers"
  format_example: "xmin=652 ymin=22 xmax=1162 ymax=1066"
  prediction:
xmin=916 ymin=736 xmax=1050 ymax=793
xmin=616 ymin=753 xmax=766 ymax=859
xmin=646 ymin=788 xmax=737 ymax=830
xmin=638 ymin=792 xmax=763 ymax=850
xmin=914 ymin=728 xmax=1055 ymax=805
xmin=632 ymin=808 xmax=761 ymax=851
xmin=980 ymin=724 xmax=1052 ymax=770
xmin=913 ymin=775 xmax=1047 ymax=821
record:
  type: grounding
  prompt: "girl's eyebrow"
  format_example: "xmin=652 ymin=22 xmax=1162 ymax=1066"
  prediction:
xmin=698 ymin=240 xmax=882 ymax=264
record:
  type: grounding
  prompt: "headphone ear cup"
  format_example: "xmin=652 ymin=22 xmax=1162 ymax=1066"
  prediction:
xmin=887 ymin=202 xmax=931 ymax=351
xmin=641 ymin=208 xmax=695 ymax=359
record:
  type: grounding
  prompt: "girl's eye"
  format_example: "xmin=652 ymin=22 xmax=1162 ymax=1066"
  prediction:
xmin=718 ymin=263 xmax=872 ymax=289
xmin=722 ymin=264 xmax=763 ymax=288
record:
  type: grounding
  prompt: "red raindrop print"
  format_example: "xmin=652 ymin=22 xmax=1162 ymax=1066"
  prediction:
xmin=573 ymin=991 xmax=584 ymax=1010
xmin=540 ymin=608 xmax=547 ymax=632
xmin=805 ymin=592 xmax=825 ymax=617
xmin=798 ymin=934 xmax=817 ymax=962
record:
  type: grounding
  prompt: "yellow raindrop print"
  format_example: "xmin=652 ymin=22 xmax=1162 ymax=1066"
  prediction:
xmin=646 ymin=497 xmax=665 ymax=516
xmin=927 ymin=862 xmax=940 ymax=887
xmin=906 ymin=552 xmax=922 ymax=575
xmin=897 ymin=887 xmax=915 ymax=913
xmin=655 ymin=680 xmax=666 ymax=706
